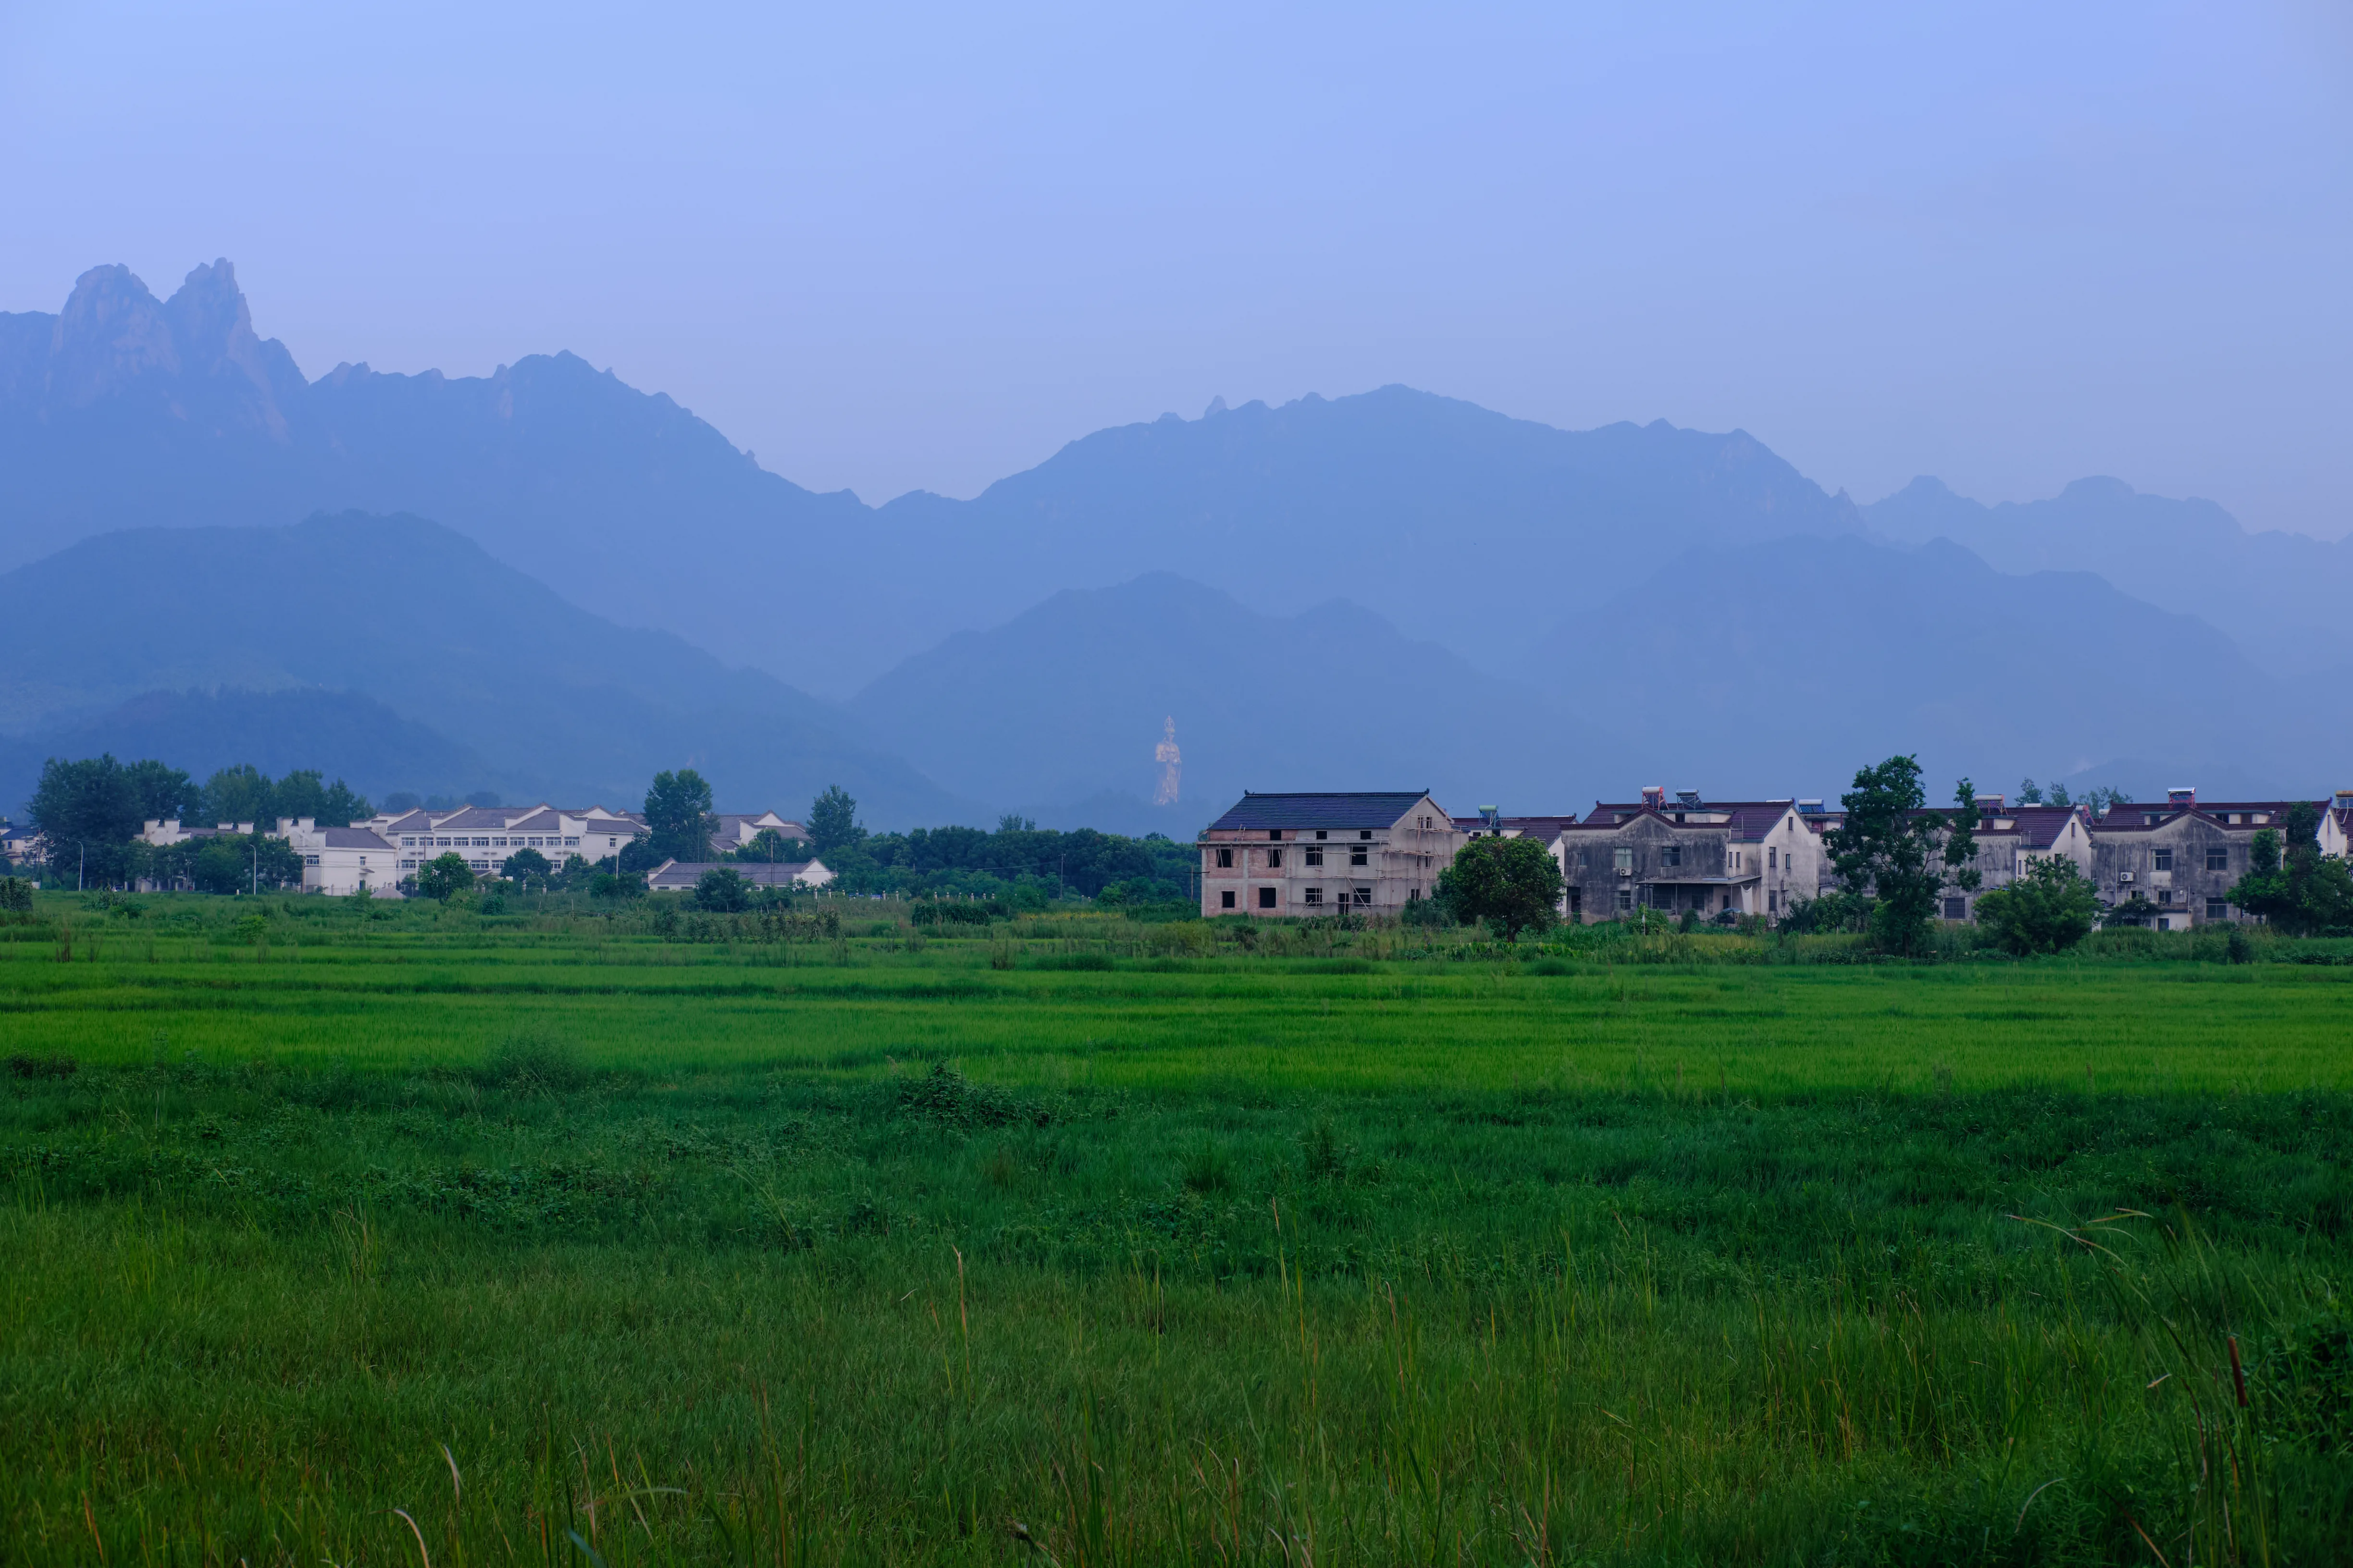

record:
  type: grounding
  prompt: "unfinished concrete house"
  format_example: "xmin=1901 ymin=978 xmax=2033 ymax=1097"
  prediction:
xmin=1554 ymin=788 xmax=1829 ymax=923
xmin=2085 ymin=787 xmax=2345 ymax=928
xmin=1199 ymin=791 xmax=1461 ymax=917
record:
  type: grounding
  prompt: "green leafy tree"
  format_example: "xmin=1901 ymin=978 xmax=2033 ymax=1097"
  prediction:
xmin=809 ymin=786 xmax=865 ymax=857
xmin=124 ymin=759 xmax=200 ymax=825
xmin=644 ymin=769 xmax=717 ymax=861
xmin=1436 ymin=835 xmax=1563 ymax=941
xmin=694 ymin=866 xmax=752 ymax=912
xmin=29 ymin=755 xmax=145 ymax=889
xmin=413 ymin=852 xmax=478 ymax=902
xmin=2231 ymin=803 xmax=2353 ymax=936
xmin=1825 ymin=756 xmax=1979 ymax=956
xmin=733 ymin=827 xmax=809 ymax=864
xmin=178 ymin=832 xmax=302 ymax=895
xmin=500 ymin=847 xmax=554 ymax=889
xmin=2016 ymin=778 xmax=2043 ymax=805
xmin=200 ymin=764 xmax=273 ymax=826
xmin=1974 ymin=857 xmax=2100 ymax=955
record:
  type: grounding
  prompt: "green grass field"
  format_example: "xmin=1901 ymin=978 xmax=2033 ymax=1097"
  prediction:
xmin=5 ymin=893 xmax=2351 ymax=1564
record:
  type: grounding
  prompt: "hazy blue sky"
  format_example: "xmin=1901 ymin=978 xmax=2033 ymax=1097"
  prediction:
xmin=3 ymin=2 xmax=2348 ymax=533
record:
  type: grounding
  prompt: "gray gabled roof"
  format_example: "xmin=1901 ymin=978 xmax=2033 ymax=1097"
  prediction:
xmin=1206 ymin=791 xmax=1437 ymax=832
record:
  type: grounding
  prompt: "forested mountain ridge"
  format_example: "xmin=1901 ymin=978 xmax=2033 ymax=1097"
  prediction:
xmin=0 ymin=514 xmax=968 ymax=825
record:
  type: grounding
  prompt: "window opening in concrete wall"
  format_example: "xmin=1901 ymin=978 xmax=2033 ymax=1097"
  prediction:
xmin=1215 ymin=847 xmax=1233 ymax=868
xmin=1220 ymin=890 xmax=1236 ymax=909
xmin=2154 ymin=849 xmax=2173 ymax=871
xmin=1257 ymin=887 xmax=1276 ymax=909
xmin=2206 ymin=848 xmax=2229 ymax=870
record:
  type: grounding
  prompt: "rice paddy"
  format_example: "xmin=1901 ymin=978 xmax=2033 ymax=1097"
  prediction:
xmin=3 ymin=893 xmax=2349 ymax=1564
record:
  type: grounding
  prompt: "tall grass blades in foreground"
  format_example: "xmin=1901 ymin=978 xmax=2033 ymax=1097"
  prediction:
xmin=2 ymin=892 xmax=2351 ymax=1561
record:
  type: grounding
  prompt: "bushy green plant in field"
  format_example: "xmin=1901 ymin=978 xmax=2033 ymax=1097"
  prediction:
xmin=1975 ymin=855 xmax=2100 ymax=955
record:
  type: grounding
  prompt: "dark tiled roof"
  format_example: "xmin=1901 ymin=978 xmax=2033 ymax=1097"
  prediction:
xmin=428 ymin=808 xmax=516 ymax=831
xmin=319 ymin=828 xmax=396 ymax=850
xmin=1575 ymin=802 xmax=1798 ymax=838
xmin=2089 ymin=800 xmax=2325 ymax=834
xmin=1207 ymin=792 xmax=1437 ymax=832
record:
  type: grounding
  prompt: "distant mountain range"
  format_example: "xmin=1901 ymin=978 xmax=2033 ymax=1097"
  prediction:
xmin=0 ymin=514 xmax=968 ymax=825
xmin=2 ymin=257 xmax=2346 ymax=823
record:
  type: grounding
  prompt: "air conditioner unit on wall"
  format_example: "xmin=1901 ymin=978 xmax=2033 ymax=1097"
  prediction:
xmin=2119 ymin=872 xmax=2135 ymax=883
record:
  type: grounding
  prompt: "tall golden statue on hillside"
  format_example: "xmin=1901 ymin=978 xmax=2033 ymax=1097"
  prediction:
xmin=1153 ymin=716 xmax=1182 ymax=806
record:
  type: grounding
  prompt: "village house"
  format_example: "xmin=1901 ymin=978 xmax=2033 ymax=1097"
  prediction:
xmin=1936 ymin=797 xmax=2097 ymax=921
xmin=1553 ymin=789 xmax=1830 ymax=923
xmin=644 ymin=858 xmax=835 ymax=893
xmin=281 ymin=819 xmax=404 ymax=896
xmin=711 ymin=812 xmax=808 ymax=853
xmin=368 ymin=804 xmax=646 ymax=877
xmin=2085 ymin=788 xmax=2346 ymax=929
xmin=1199 ymin=791 xmax=1462 ymax=917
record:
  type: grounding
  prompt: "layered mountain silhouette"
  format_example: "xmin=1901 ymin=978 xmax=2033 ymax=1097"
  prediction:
xmin=3 ymin=261 xmax=1864 ymax=694
xmin=0 ymin=514 xmax=968 ymax=824
xmin=2 ymin=257 xmax=2345 ymax=820
xmin=849 ymin=572 xmax=1616 ymax=832
xmin=1864 ymin=476 xmax=2353 ymax=673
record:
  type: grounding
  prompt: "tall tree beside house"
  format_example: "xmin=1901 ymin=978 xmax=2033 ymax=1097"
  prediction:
xmin=1435 ymin=835 xmax=1563 ymax=942
xmin=643 ymin=769 xmax=719 ymax=862
xmin=412 ymin=852 xmax=477 ymax=902
xmin=2231 ymin=803 xmax=2353 ymax=936
xmin=199 ymin=764 xmax=274 ymax=826
xmin=125 ymin=759 xmax=201 ymax=825
xmin=1825 ymin=756 xmax=1978 ymax=956
xmin=29 ymin=755 xmax=147 ymax=888
xmin=733 ymin=827 xmax=809 ymax=864
xmin=269 ymin=769 xmax=373 ymax=826
xmin=500 ymin=847 xmax=554 ymax=890
xmin=808 ymin=785 xmax=865 ymax=858
xmin=1944 ymin=777 xmax=1983 ymax=899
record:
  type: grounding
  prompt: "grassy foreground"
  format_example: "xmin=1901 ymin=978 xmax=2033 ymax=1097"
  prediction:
xmin=4 ymin=895 xmax=2351 ymax=1564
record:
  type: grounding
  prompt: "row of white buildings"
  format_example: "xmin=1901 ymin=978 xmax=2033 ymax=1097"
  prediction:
xmin=1196 ymin=786 xmax=2353 ymax=931
xmin=129 ymin=804 xmax=833 ymax=898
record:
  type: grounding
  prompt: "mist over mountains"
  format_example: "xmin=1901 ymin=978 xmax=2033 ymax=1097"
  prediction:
xmin=2 ymin=258 xmax=2345 ymax=826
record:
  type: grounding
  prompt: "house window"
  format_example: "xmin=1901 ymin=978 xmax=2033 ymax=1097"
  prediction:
xmin=2206 ymin=898 xmax=2229 ymax=919
xmin=1266 ymin=848 xmax=1283 ymax=869
xmin=2206 ymin=848 xmax=2228 ymax=871
xmin=1215 ymin=847 xmax=1234 ymax=869
xmin=1942 ymin=897 xmax=1967 ymax=920
xmin=1220 ymin=890 xmax=1236 ymax=909
xmin=1257 ymin=887 xmax=1276 ymax=909
xmin=303 ymin=855 xmax=321 ymax=866
xmin=1360 ymin=829 xmax=1372 ymax=839
xmin=2158 ymin=889 xmax=2173 ymax=905
xmin=1350 ymin=847 xmax=1368 ymax=866
xmin=1768 ymin=890 xmax=1777 ymax=913
xmin=1617 ymin=888 xmax=1633 ymax=911
xmin=1314 ymin=830 xmax=1327 ymax=840
xmin=1304 ymin=847 xmax=1323 ymax=866
xmin=1768 ymin=847 xmax=1777 ymax=869
xmin=1303 ymin=887 xmax=1323 ymax=905
xmin=1662 ymin=846 xmax=1682 ymax=866
xmin=1352 ymin=886 xmax=1372 ymax=907
xmin=1614 ymin=848 xmax=1634 ymax=872
xmin=2153 ymin=849 xmax=2173 ymax=872
xmin=1267 ymin=829 xmax=1282 ymax=842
